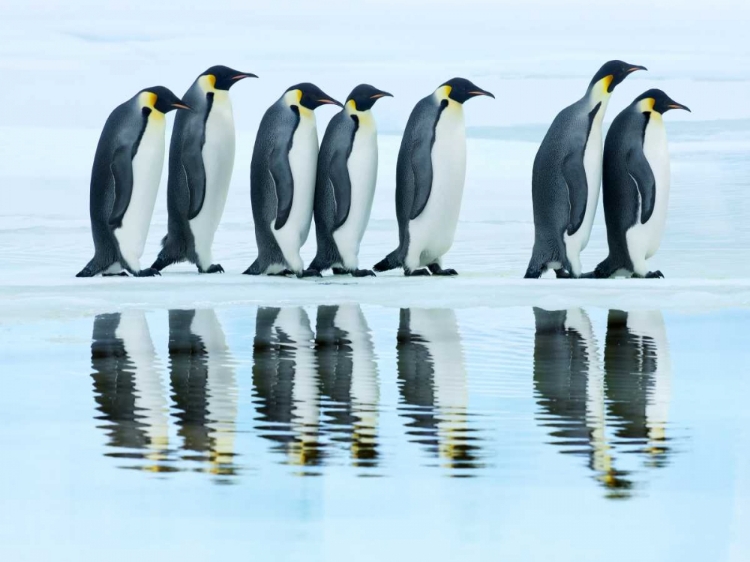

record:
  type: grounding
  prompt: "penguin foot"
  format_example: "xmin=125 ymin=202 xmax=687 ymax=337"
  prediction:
xmin=645 ymin=270 xmax=665 ymax=279
xmin=555 ymin=269 xmax=572 ymax=279
xmin=332 ymin=267 xmax=349 ymax=275
xmin=428 ymin=264 xmax=458 ymax=276
xmin=404 ymin=268 xmax=430 ymax=277
xmin=579 ymin=271 xmax=597 ymax=279
xmin=301 ymin=269 xmax=323 ymax=278
xmin=269 ymin=269 xmax=294 ymax=277
xmin=200 ymin=264 xmax=225 ymax=274
xmin=136 ymin=268 xmax=161 ymax=278
xmin=351 ymin=269 xmax=376 ymax=278
xmin=103 ymin=272 xmax=129 ymax=277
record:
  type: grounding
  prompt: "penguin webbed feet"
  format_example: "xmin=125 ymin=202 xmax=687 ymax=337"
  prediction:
xmin=635 ymin=270 xmax=665 ymax=279
xmin=199 ymin=264 xmax=225 ymax=274
xmin=136 ymin=268 xmax=161 ymax=278
xmin=332 ymin=267 xmax=349 ymax=276
xmin=404 ymin=268 xmax=430 ymax=277
xmin=351 ymin=269 xmax=376 ymax=278
xmin=300 ymin=269 xmax=323 ymax=278
xmin=427 ymin=264 xmax=458 ymax=276
xmin=102 ymin=272 xmax=129 ymax=277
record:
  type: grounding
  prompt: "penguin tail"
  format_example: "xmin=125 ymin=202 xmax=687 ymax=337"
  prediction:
xmin=373 ymin=249 xmax=401 ymax=273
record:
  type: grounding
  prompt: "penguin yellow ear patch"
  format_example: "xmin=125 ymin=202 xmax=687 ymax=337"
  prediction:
xmin=602 ymin=75 xmax=613 ymax=93
xmin=207 ymin=74 xmax=216 ymax=88
xmin=346 ymin=99 xmax=358 ymax=112
xmin=440 ymin=85 xmax=453 ymax=99
xmin=295 ymin=89 xmax=303 ymax=104
xmin=139 ymin=91 xmax=158 ymax=109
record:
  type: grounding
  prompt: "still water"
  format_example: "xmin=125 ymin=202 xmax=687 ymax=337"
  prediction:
xmin=1 ymin=305 xmax=748 ymax=560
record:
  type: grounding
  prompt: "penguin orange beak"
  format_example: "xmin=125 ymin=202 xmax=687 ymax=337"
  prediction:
xmin=318 ymin=98 xmax=344 ymax=108
xmin=668 ymin=102 xmax=691 ymax=112
xmin=171 ymin=102 xmax=192 ymax=110
xmin=371 ymin=91 xmax=393 ymax=99
xmin=232 ymin=73 xmax=258 ymax=80
xmin=468 ymin=90 xmax=495 ymax=99
xmin=627 ymin=65 xmax=648 ymax=73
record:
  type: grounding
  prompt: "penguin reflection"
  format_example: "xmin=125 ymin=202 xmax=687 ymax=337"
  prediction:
xmin=252 ymin=307 xmax=322 ymax=467
xmin=315 ymin=305 xmax=379 ymax=467
xmin=533 ymin=308 xmax=672 ymax=497
xmin=90 ymin=311 xmax=170 ymax=467
xmin=168 ymin=309 xmax=238 ymax=476
xmin=397 ymin=308 xmax=480 ymax=471
xmin=604 ymin=310 xmax=672 ymax=469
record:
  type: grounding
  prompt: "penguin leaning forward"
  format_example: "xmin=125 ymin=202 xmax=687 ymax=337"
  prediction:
xmin=77 ymin=87 xmax=190 ymax=277
xmin=305 ymin=84 xmax=393 ymax=277
xmin=243 ymin=83 xmax=342 ymax=277
xmin=524 ymin=60 xmax=646 ymax=279
xmin=586 ymin=89 xmax=690 ymax=279
xmin=151 ymin=65 xmax=257 ymax=274
xmin=373 ymin=78 xmax=494 ymax=276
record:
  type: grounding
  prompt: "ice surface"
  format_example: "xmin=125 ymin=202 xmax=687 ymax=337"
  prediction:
xmin=1 ymin=1 xmax=750 ymax=324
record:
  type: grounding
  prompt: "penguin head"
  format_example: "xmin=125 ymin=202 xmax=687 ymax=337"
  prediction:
xmin=139 ymin=86 xmax=191 ymax=114
xmin=589 ymin=60 xmax=647 ymax=94
xmin=346 ymin=84 xmax=393 ymax=112
xmin=200 ymin=65 xmax=257 ymax=91
xmin=635 ymin=89 xmax=691 ymax=115
xmin=285 ymin=83 xmax=343 ymax=111
xmin=437 ymin=78 xmax=495 ymax=104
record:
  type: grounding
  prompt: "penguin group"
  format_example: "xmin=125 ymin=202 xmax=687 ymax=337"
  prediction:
xmin=77 ymin=60 xmax=687 ymax=280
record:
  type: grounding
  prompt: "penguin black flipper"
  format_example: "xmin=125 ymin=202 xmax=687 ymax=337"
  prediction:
xmin=409 ymin=131 xmax=435 ymax=220
xmin=330 ymin=147 xmax=352 ymax=230
xmin=182 ymin=124 xmax=208 ymax=220
xmin=626 ymin=148 xmax=656 ymax=224
xmin=562 ymin=149 xmax=588 ymax=235
xmin=270 ymin=144 xmax=295 ymax=231
xmin=108 ymin=146 xmax=134 ymax=227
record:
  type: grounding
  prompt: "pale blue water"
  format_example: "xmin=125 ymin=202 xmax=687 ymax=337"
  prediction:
xmin=1 ymin=305 xmax=748 ymax=561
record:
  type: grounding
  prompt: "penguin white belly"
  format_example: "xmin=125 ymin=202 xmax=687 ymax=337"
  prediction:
xmin=190 ymin=93 xmax=235 ymax=269
xmin=406 ymin=103 xmax=466 ymax=270
xmin=115 ymin=115 xmax=165 ymax=272
xmin=626 ymin=118 xmax=670 ymax=275
xmin=333 ymin=123 xmax=378 ymax=270
xmin=564 ymin=108 xmax=605 ymax=275
xmin=272 ymin=113 xmax=318 ymax=273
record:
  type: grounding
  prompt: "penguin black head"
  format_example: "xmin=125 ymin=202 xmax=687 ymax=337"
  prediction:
xmin=201 ymin=65 xmax=258 ymax=91
xmin=589 ymin=60 xmax=647 ymax=94
xmin=439 ymin=78 xmax=495 ymax=104
xmin=140 ymin=86 xmax=191 ymax=113
xmin=634 ymin=89 xmax=691 ymax=114
xmin=346 ymin=84 xmax=393 ymax=112
xmin=286 ymin=83 xmax=343 ymax=110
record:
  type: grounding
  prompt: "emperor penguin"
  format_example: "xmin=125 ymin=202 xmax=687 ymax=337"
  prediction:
xmin=243 ymin=84 xmax=343 ymax=277
xmin=306 ymin=84 xmax=393 ymax=277
xmin=524 ymin=60 xmax=646 ymax=279
xmin=151 ymin=66 xmax=257 ymax=274
xmin=76 ymin=87 xmax=191 ymax=277
xmin=589 ymin=90 xmax=690 ymax=279
xmin=373 ymin=78 xmax=493 ymax=276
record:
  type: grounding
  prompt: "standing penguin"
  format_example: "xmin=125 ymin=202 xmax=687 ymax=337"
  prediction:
xmin=76 ymin=87 xmax=190 ymax=277
xmin=151 ymin=66 xmax=257 ymax=274
xmin=243 ymin=84 xmax=343 ymax=277
xmin=306 ymin=84 xmax=393 ymax=277
xmin=524 ymin=60 xmax=646 ymax=279
xmin=373 ymin=78 xmax=493 ymax=276
xmin=589 ymin=90 xmax=690 ymax=279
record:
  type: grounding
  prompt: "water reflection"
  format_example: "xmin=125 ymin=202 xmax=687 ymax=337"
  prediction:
xmin=315 ymin=305 xmax=380 ymax=467
xmin=252 ymin=307 xmax=323 ymax=470
xmin=397 ymin=308 xmax=483 ymax=473
xmin=91 ymin=311 xmax=170 ymax=469
xmin=533 ymin=308 xmax=673 ymax=497
xmin=88 ymin=305 xmax=678 ymax=492
xmin=167 ymin=309 xmax=238 ymax=478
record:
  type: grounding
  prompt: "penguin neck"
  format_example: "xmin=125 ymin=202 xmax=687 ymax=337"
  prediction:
xmin=283 ymin=90 xmax=315 ymax=120
xmin=138 ymin=91 xmax=164 ymax=120
xmin=345 ymin=101 xmax=376 ymax=129
xmin=584 ymin=77 xmax=612 ymax=113
xmin=637 ymin=98 xmax=663 ymax=124
xmin=433 ymin=87 xmax=464 ymax=113
xmin=198 ymin=76 xmax=231 ymax=105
